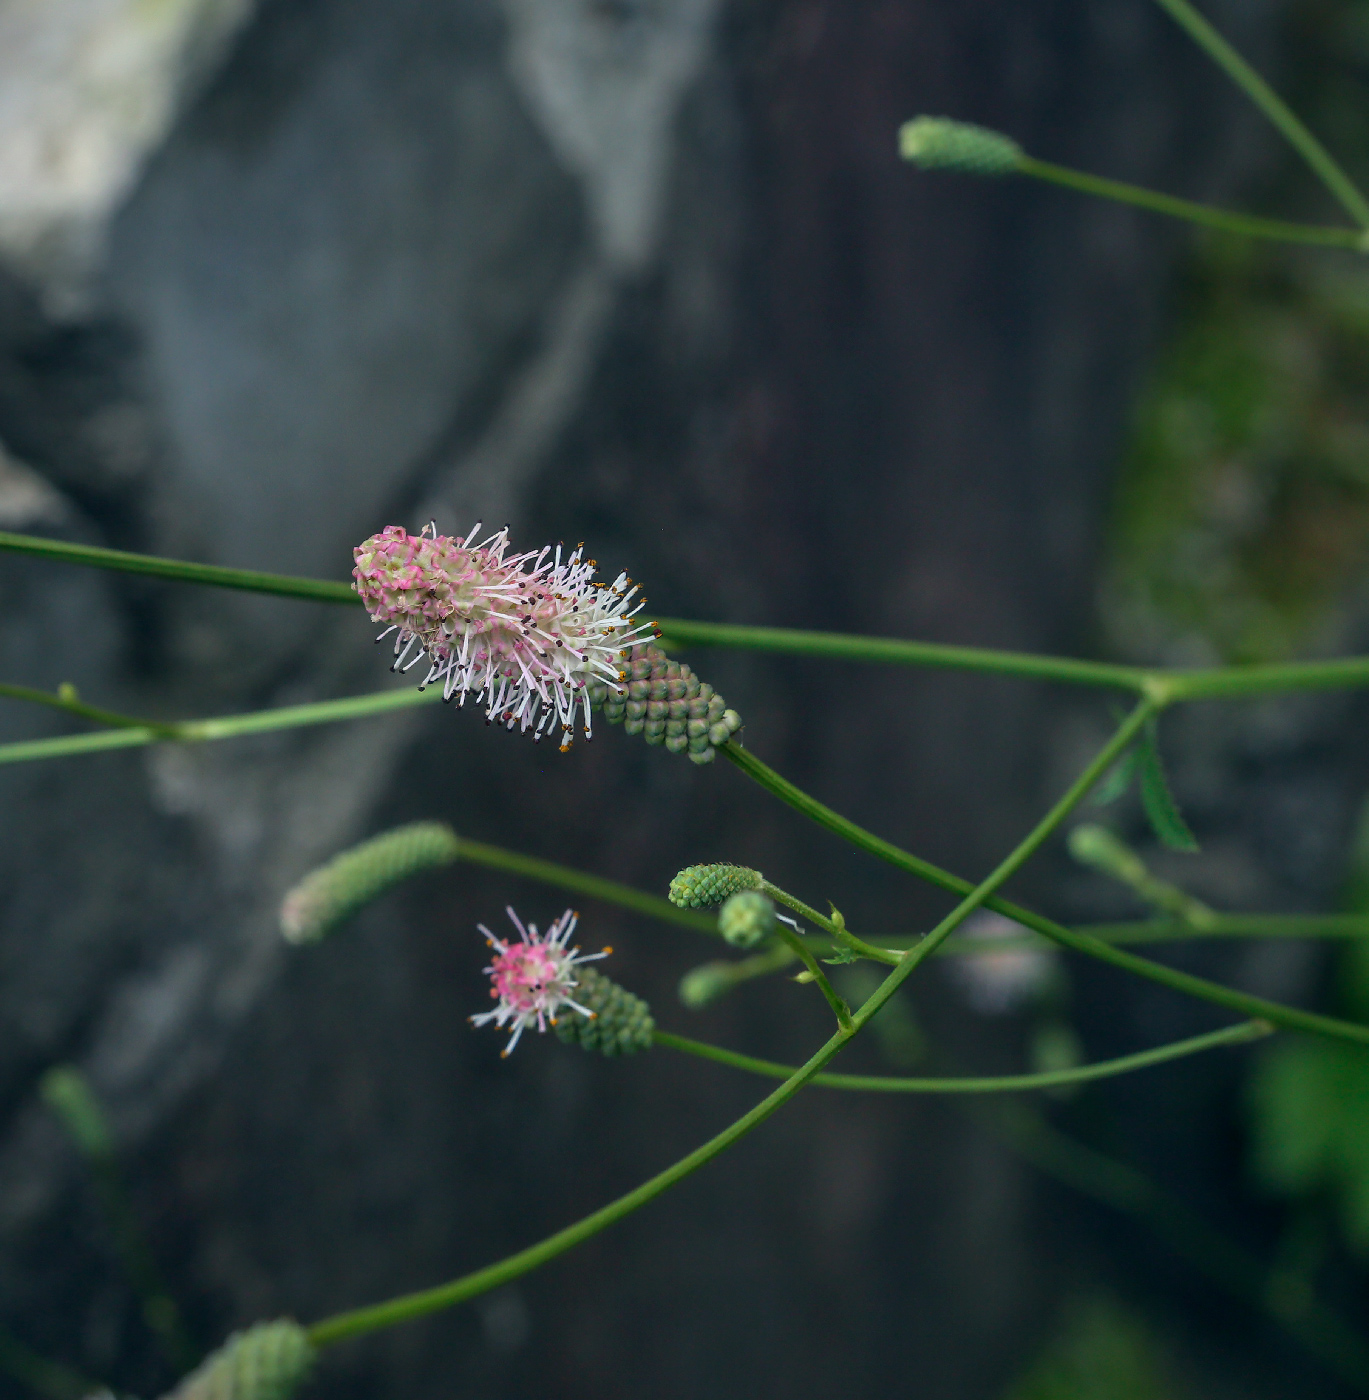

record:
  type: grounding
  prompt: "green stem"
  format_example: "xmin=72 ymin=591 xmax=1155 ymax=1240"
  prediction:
xmin=1167 ymin=656 xmax=1369 ymax=700
xmin=0 ymin=686 xmax=440 ymax=767
xmin=450 ymin=835 xmax=715 ymax=937
xmin=722 ymin=744 xmax=1369 ymax=1046
xmin=0 ymin=682 xmax=174 ymax=733
xmin=1151 ymin=0 xmax=1369 ymax=230
xmin=306 ymin=692 xmax=1154 ymax=1347
xmin=14 ymin=530 xmax=1369 ymax=699
xmin=1073 ymin=913 xmax=1369 ymax=944
xmin=654 ymin=1020 xmax=1270 ymax=1092
xmin=657 ymin=617 xmax=1148 ymax=690
xmin=1018 ymin=155 xmax=1364 ymax=248
xmin=771 ymin=921 xmax=854 ymax=1029
xmin=307 ymin=1024 xmax=850 ymax=1347
xmin=0 ymin=530 xmax=356 ymax=603
xmin=760 ymin=881 xmax=900 ymax=965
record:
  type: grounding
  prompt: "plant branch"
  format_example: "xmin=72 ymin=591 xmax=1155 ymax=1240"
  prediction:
xmin=722 ymin=744 xmax=1369 ymax=1046
xmin=1018 ymin=155 xmax=1365 ymax=248
xmin=654 ymin=1020 xmax=1270 ymax=1092
xmin=1151 ymin=0 xmax=1369 ymax=229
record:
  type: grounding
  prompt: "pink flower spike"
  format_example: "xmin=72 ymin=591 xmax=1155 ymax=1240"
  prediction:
xmin=469 ymin=907 xmax=610 ymax=1056
xmin=352 ymin=521 xmax=659 ymax=751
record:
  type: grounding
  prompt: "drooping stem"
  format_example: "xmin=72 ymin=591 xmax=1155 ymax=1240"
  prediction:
xmin=306 ymin=1023 xmax=851 ymax=1347
xmin=1018 ymin=155 xmax=1365 ymax=248
xmin=722 ymin=744 xmax=1369 ymax=1046
xmin=654 ymin=1020 xmax=1271 ymax=1092
xmin=1151 ymin=0 xmax=1369 ymax=230
xmin=306 ymin=702 xmax=1156 ymax=1347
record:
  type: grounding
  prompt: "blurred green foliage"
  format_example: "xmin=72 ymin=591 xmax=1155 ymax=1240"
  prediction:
xmin=1106 ymin=239 xmax=1369 ymax=664
xmin=1247 ymin=802 xmax=1369 ymax=1254
xmin=1105 ymin=0 xmax=1369 ymax=666
xmin=1002 ymin=1296 xmax=1187 ymax=1400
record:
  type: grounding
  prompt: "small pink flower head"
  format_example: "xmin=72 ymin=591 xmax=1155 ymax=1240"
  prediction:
xmin=469 ymin=906 xmax=610 ymax=1056
xmin=353 ymin=522 xmax=660 ymax=751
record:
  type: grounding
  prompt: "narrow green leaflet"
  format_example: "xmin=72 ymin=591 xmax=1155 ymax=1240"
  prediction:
xmin=1137 ymin=718 xmax=1199 ymax=852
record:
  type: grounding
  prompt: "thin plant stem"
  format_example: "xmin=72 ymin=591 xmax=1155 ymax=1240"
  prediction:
xmin=770 ymin=921 xmax=853 ymax=1029
xmin=839 ymin=699 xmax=1157 ymax=1038
xmin=14 ymin=531 xmax=1369 ymax=698
xmin=0 ymin=687 xmax=441 ymax=767
xmin=1018 ymin=155 xmax=1365 ymax=249
xmin=1151 ymin=0 xmax=1369 ymax=229
xmin=722 ymin=744 xmax=1369 ymax=1046
xmin=656 ymin=618 xmax=1149 ymax=690
xmin=760 ymin=880 xmax=899 ymax=965
xmin=0 ymin=682 xmax=176 ymax=733
xmin=0 ymin=530 xmax=355 ymax=603
xmin=306 ymin=702 xmax=1152 ymax=1347
xmin=307 ymin=1024 xmax=851 ymax=1347
xmin=448 ymin=835 xmax=715 ymax=937
xmin=654 ymin=1020 xmax=1271 ymax=1092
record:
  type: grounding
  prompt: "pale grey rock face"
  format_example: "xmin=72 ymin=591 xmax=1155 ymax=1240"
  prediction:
xmin=0 ymin=0 xmax=259 ymax=317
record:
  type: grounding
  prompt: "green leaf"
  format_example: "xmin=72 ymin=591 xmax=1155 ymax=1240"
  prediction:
xmin=822 ymin=946 xmax=858 ymax=966
xmin=1137 ymin=720 xmax=1199 ymax=852
xmin=1091 ymin=748 xmax=1139 ymax=806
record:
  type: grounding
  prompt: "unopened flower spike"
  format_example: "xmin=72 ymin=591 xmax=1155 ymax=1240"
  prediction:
xmin=280 ymin=822 xmax=461 ymax=944
xmin=668 ymin=863 xmax=763 ymax=908
xmin=353 ymin=522 xmax=741 ymax=761
xmin=160 ymin=1320 xmax=313 ymax=1400
xmin=899 ymin=116 xmax=1023 ymax=175
xmin=471 ymin=907 xmax=611 ymax=1056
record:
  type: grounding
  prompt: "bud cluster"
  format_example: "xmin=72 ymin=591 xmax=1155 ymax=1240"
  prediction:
xmin=588 ymin=643 xmax=741 ymax=765
xmin=162 ymin=1321 xmax=313 ymax=1400
xmin=668 ymin=863 xmax=763 ymax=908
xmin=553 ymin=965 xmax=655 ymax=1056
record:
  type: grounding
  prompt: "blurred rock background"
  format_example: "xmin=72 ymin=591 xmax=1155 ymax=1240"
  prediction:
xmin=3 ymin=0 xmax=1368 ymax=1397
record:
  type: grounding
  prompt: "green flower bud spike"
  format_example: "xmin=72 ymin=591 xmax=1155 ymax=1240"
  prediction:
xmin=718 ymin=890 xmax=776 ymax=950
xmin=554 ymin=966 xmax=655 ymax=1056
xmin=898 ymin=117 xmax=1023 ymax=176
xmin=280 ymin=822 xmax=460 ymax=944
xmin=162 ymin=1321 xmax=314 ymax=1400
xmin=585 ymin=642 xmax=741 ymax=765
xmin=668 ymin=863 xmax=763 ymax=909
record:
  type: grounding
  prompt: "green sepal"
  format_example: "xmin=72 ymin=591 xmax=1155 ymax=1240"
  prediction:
xmin=1137 ymin=718 xmax=1199 ymax=852
xmin=1091 ymin=748 xmax=1138 ymax=806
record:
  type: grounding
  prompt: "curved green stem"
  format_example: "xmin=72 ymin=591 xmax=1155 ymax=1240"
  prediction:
xmin=654 ymin=1020 xmax=1271 ymax=1092
xmin=449 ymin=835 xmax=715 ymax=937
xmin=306 ymin=1023 xmax=851 ymax=1347
xmin=305 ymin=698 xmax=1153 ymax=1348
xmin=1018 ymin=155 xmax=1364 ymax=248
xmin=722 ymin=743 xmax=1369 ymax=1046
xmin=1151 ymin=0 xmax=1369 ymax=230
